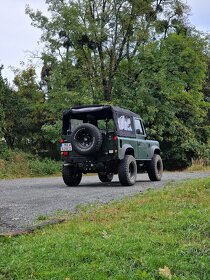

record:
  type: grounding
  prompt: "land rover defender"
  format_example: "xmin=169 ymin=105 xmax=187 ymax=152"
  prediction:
xmin=61 ymin=105 xmax=163 ymax=186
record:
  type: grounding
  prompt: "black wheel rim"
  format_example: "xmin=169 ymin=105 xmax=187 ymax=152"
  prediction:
xmin=157 ymin=160 xmax=162 ymax=175
xmin=129 ymin=162 xmax=136 ymax=179
xmin=74 ymin=173 xmax=80 ymax=179
xmin=75 ymin=128 xmax=93 ymax=148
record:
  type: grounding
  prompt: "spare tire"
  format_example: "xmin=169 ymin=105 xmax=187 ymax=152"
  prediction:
xmin=71 ymin=123 xmax=103 ymax=155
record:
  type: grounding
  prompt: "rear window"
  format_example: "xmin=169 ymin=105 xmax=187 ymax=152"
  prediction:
xmin=98 ymin=119 xmax=115 ymax=130
xmin=70 ymin=119 xmax=83 ymax=133
xmin=117 ymin=115 xmax=133 ymax=132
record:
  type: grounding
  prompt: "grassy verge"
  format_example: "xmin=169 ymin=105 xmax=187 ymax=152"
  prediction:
xmin=187 ymin=158 xmax=210 ymax=172
xmin=0 ymin=150 xmax=60 ymax=179
xmin=0 ymin=178 xmax=210 ymax=279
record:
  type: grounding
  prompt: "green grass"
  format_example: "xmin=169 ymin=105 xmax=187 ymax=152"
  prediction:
xmin=1 ymin=178 xmax=210 ymax=279
xmin=0 ymin=150 xmax=60 ymax=179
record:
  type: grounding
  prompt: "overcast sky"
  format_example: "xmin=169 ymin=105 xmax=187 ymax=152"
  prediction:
xmin=0 ymin=0 xmax=210 ymax=83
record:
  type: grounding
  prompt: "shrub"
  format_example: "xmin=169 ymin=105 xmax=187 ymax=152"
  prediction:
xmin=0 ymin=147 xmax=60 ymax=179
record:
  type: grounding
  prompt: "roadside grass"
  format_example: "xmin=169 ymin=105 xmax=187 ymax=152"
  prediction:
xmin=187 ymin=164 xmax=210 ymax=172
xmin=187 ymin=158 xmax=210 ymax=172
xmin=0 ymin=150 xmax=60 ymax=179
xmin=0 ymin=178 xmax=210 ymax=279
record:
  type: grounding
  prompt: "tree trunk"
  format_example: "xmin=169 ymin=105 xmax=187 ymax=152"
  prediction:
xmin=4 ymin=134 xmax=15 ymax=149
xmin=102 ymin=78 xmax=112 ymax=101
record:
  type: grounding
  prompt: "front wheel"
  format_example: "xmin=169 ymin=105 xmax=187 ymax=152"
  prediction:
xmin=147 ymin=154 xmax=163 ymax=181
xmin=98 ymin=172 xmax=114 ymax=183
xmin=62 ymin=165 xmax=82 ymax=186
xmin=118 ymin=155 xmax=137 ymax=186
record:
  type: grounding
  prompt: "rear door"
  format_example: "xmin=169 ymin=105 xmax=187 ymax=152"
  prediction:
xmin=134 ymin=118 xmax=149 ymax=160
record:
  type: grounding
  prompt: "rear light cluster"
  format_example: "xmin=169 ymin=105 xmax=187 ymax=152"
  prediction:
xmin=60 ymin=139 xmax=69 ymax=156
xmin=61 ymin=151 xmax=69 ymax=156
xmin=113 ymin=135 xmax=118 ymax=141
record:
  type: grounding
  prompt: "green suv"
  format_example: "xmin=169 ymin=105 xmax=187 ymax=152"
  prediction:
xmin=61 ymin=105 xmax=163 ymax=186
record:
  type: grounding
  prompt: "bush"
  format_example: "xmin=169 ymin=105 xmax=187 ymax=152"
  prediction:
xmin=0 ymin=147 xmax=60 ymax=179
xmin=28 ymin=158 xmax=60 ymax=176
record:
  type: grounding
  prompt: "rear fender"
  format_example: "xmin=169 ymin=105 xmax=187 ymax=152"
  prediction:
xmin=119 ymin=144 xmax=134 ymax=160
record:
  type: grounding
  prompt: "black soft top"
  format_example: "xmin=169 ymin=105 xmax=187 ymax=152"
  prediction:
xmin=63 ymin=104 xmax=139 ymax=120
xmin=62 ymin=105 xmax=140 ymax=138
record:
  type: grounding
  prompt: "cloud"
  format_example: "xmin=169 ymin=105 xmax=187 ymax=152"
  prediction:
xmin=0 ymin=0 xmax=47 ymax=82
xmin=1 ymin=0 xmax=210 ymax=82
xmin=187 ymin=0 xmax=210 ymax=31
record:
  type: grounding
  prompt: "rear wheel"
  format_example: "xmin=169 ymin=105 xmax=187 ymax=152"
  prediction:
xmin=62 ymin=165 xmax=82 ymax=186
xmin=98 ymin=172 xmax=114 ymax=183
xmin=118 ymin=155 xmax=137 ymax=186
xmin=147 ymin=154 xmax=163 ymax=181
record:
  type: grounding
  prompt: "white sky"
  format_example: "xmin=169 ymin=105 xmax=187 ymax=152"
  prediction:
xmin=0 ymin=0 xmax=210 ymax=83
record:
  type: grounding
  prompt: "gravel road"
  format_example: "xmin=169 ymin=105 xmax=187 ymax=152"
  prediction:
xmin=0 ymin=171 xmax=210 ymax=234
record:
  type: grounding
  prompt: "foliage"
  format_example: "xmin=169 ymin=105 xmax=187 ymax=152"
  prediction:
xmin=41 ymin=120 xmax=62 ymax=144
xmin=0 ymin=67 xmax=5 ymax=138
xmin=26 ymin=0 xmax=189 ymax=101
xmin=0 ymin=177 xmax=210 ymax=279
xmin=0 ymin=67 xmax=47 ymax=153
xmin=13 ymin=67 xmax=47 ymax=153
xmin=113 ymin=33 xmax=210 ymax=168
xmin=0 ymin=147 xmax=60 ymax=179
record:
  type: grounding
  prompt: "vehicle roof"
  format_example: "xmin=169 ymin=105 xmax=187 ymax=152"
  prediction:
xmin=63 ymin=104 xmax=140 ymax=119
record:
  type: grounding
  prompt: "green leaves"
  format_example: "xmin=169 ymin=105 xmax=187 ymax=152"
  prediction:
xmin=25 ymin=0 xmax=191 ymax=102
xmin=112 ymin=32 xmax=210 ymax=168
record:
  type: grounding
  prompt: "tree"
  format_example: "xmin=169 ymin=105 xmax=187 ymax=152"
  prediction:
xmin=13 ymin=67 xmax=47 ymax=154
xmin=203 ymin=59 xmax=210 ymax=123
xmin=113 ymin=33 xmax=210 ymax=168
xmin=0 ymin=66 xmax=25 ymax=148
xmin=0 ymin=66 xmax=5 ymax=139
xmin=26 ymin=0 xmax=189 ymax=101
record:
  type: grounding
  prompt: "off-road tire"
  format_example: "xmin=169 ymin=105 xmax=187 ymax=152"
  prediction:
xmin=98 ymin=172 xmax=114 ymax=183
xmin=62 ymin=165 xmax=82 ymax=186
xmin=71 ymin=123 xmax=102 ymax=155
xmin=118 ymin=155 xmax=137 ymax=186
xmin=147 ymin=154 xmax=163 ymax=181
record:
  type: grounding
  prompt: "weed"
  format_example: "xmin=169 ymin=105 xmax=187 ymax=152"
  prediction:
xmin=36 ymin=215 xmax=49 ymax=221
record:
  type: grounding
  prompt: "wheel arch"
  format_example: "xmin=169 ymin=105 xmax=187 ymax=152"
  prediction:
xmin=150 ymin=145 xmax=160 ymax=157
xmin=120 ymin=144 xmax=135 ymax=160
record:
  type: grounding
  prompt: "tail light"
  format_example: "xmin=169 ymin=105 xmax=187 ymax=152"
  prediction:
xmin=61 ymin=151 xmax=69 ymax=156
xmin=113 ymin=135 xmax=118 ymax=141
xmin=59 ymin=139 xmax=65 ymax=143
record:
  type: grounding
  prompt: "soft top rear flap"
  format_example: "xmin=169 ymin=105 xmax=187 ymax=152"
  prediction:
xmin=63 ymin=105 xmax=112 ymax=120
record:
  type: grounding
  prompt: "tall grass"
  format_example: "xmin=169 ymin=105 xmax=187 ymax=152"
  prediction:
xmin=187 ymin=157 xmax=210 ymax=172
xmin=0 ymin=149 xmax=60 ymax=179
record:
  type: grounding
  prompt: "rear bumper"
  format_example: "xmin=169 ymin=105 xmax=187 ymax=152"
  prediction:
xmin=62 ymin=154 xmax=118 ymax=173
